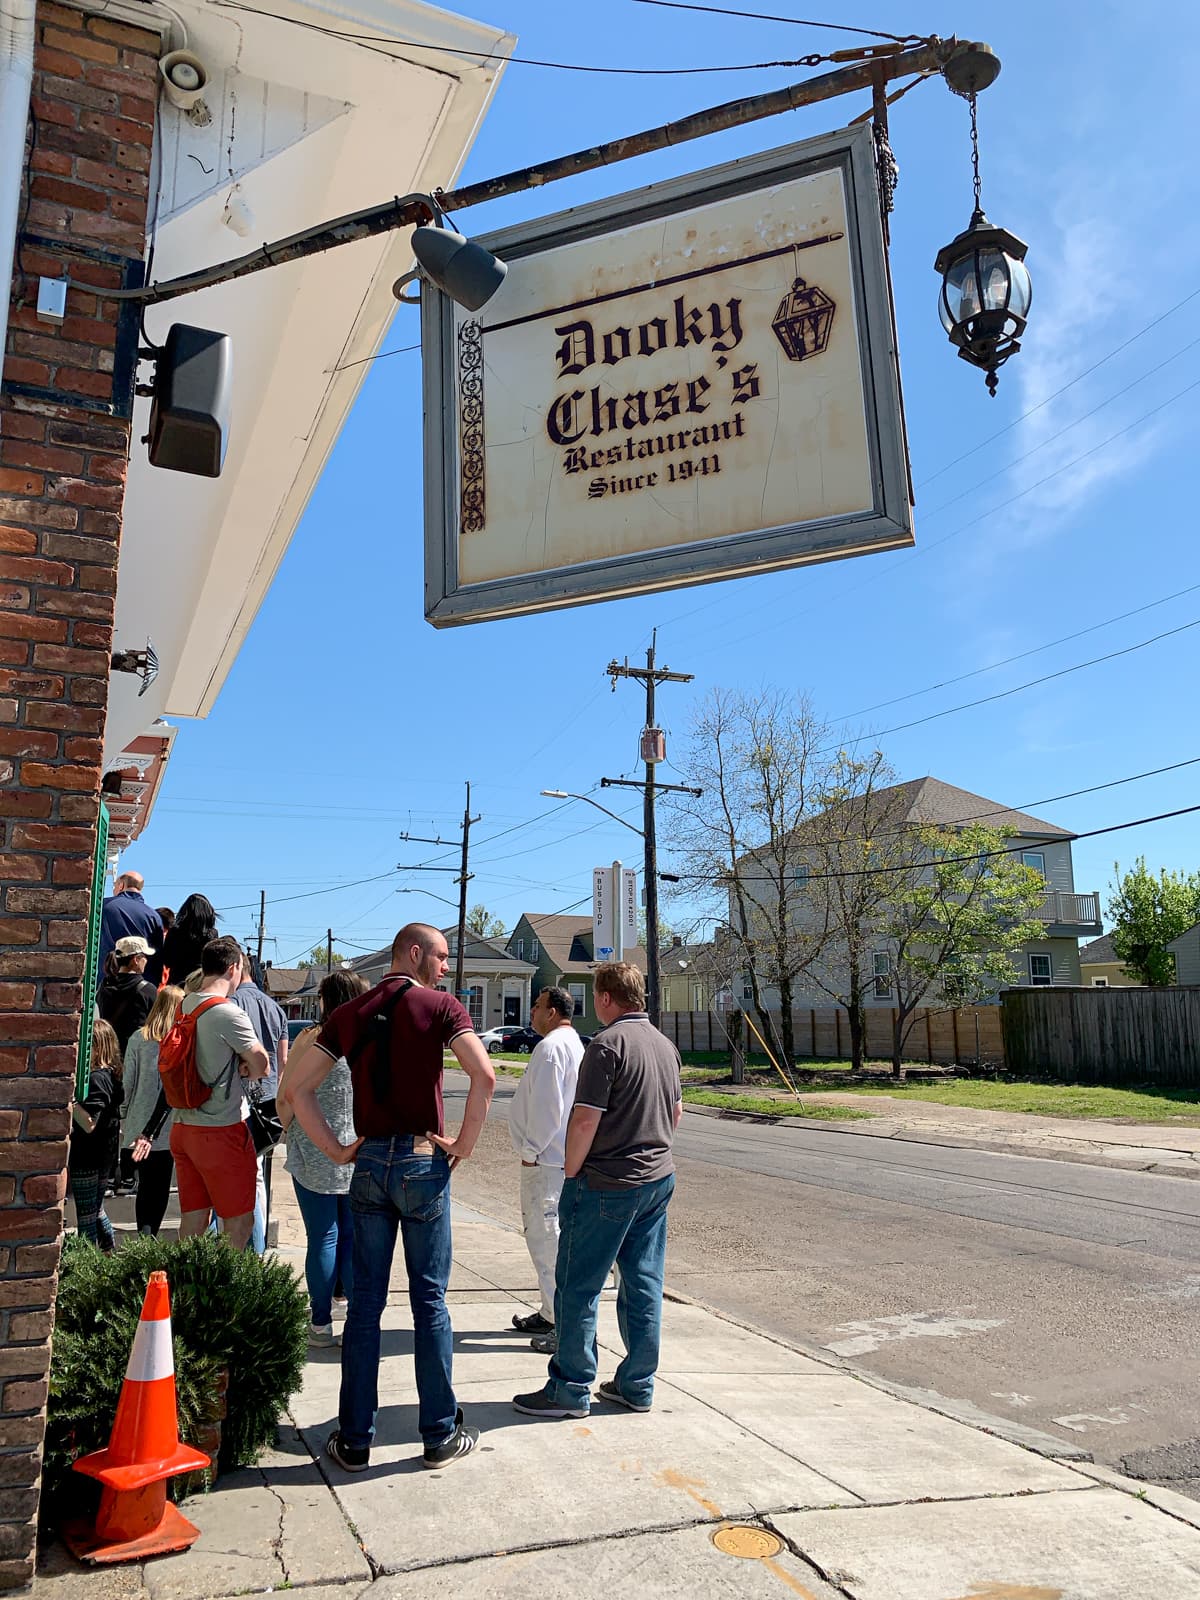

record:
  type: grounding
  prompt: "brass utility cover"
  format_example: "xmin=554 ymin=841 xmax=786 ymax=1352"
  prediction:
xmin=712 ymin=1525 xmax=784 ymax=1560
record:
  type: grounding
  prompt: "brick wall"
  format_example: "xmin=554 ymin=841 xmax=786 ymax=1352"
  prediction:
xmin=0 ymin=3 xmax=158 ymax=1582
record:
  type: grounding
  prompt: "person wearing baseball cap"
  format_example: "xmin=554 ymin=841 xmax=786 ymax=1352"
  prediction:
xmin=98 ymin=935 xmax=159 ymax=1055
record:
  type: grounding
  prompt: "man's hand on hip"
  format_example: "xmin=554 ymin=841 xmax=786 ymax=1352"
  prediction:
xmin=428 ymin=1130 xmax=474 ymax=1170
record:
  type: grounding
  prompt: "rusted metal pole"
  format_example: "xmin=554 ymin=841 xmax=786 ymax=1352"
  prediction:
xmin=99 ymin=37 xmax=987 ymax=307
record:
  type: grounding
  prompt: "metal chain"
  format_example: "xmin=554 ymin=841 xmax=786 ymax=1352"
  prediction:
xmin=968 ymin=90 xmax=982 ymax=210
xmin=873 ymin=119 xmax=899 ymax=215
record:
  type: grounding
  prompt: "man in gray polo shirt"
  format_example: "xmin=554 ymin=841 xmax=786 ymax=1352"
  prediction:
xmin=513 ymin=961 xmax=682 ymax=1420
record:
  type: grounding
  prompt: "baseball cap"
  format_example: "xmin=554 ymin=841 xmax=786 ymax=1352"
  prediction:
xmin=115 ymin=935 xmax=155 ymax=958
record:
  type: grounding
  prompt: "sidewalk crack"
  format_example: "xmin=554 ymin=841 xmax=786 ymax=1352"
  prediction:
xmin=260 ymin=1468 xmax=290 ymax=1586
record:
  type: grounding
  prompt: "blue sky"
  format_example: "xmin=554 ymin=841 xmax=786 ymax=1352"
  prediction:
xmin=129 ymin=1 xmax=1200 ymax=964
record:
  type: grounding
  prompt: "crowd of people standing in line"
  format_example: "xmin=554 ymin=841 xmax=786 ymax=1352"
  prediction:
xmin=78 ymin=877 xmax=685 ymax=1470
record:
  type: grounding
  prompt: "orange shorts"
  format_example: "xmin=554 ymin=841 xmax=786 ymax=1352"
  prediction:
xmin=170 ymin=1119 xmax=257 ymax=1220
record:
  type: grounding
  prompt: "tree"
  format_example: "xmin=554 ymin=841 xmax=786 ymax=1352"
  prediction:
xmin=466 ymin=905 xmax=506 ymax=939
xmin=1107 ymin=858 xmax=1200 ymax=986
xmin=671 ymin=688 xmax=836 ymax=1074
xmin=300 ymin=944 xmax=344 ymax=969
xmin=876 ymin=823 xmax=1049 ymax=1075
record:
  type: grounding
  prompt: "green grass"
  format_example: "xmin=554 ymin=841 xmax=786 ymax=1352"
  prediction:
xmin=682 ymin=1089 xmax=874 ymax=1120
xmin=825 ymin=1079 xmax=1200 ymax=1122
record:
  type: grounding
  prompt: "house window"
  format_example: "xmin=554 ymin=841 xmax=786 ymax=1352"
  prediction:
xmin=465 ymin=984 xmax=485 ymax=1027
xmin=792 ymin=864 xmax=810 ymax=888
xmin=692 ymin=982 xmax=703 ymax=1011
xmin=1029 ymin=953 xmax=1053 ymax=986
xmin=568 ymin=981 xmax=587 ymax=1017
xmin=531 ymin=938 xmax=539 ymax=960
xmin=741 ymin=974 xmax=753 ymax=1001
xmin=872 ymin=951 xmax=892 ymax=999
xmin=1091 ymin=977 xmax=1109 ymax=987
xmin=516 ymin=938 xmax=525 ymax=958
xmin=1021 ymin=851 xmax=1046 ymax=878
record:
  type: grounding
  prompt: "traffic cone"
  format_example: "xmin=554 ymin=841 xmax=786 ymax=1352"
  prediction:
xmin=62 ymin=1270 xmax=211 ymax=1564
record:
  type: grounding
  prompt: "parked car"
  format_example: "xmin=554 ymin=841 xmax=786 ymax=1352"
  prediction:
xmin=287 ymin=1017 xmax=315 ymax=1045
xmin=478 ymin=1024 xmax=538 ymax=1055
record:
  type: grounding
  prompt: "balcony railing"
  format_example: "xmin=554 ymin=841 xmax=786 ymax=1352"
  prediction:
xmin=1036 ymin=891 xmax=1102 ymax=931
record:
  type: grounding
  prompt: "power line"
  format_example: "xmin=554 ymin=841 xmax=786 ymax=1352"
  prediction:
xmin=836 ymin=579 xmax=1200 ymax=721
xmin=631 ymin=2 xmax=917 ymax=41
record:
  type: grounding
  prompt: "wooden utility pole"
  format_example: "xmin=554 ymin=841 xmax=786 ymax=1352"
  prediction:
xmin=326 ymin=928 xmax=333 ymax=975
xmin=398 ymin=783 xmax=480 ymax=1004
xmin=256 ymin=890 xmax=266 ymax=966
xmin=606 ymin=635 xmax=695 ymax=1028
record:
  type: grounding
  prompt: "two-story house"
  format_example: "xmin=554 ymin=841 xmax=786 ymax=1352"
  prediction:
xmin=731 ymin=776 xmax=1102 ymax=1007
xmin=507 ymin=914 xmax=647 ymax=1034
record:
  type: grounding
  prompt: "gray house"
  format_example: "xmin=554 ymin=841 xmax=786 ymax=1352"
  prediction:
xmin=347 ymin=928 xmax=536 ymax=1030
xmin=507 ymin=913 xmax=647 ymax=1034
xmin=1167 ymin=923 xmax=1200 ymax=987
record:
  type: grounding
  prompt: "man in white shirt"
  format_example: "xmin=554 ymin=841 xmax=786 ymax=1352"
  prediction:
xmin=509 ymin=986 xmax=584 ymax=1348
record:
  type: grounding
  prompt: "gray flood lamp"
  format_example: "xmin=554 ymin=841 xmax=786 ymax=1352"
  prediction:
xmin=395 ymin=220 xmax=508 ymax=312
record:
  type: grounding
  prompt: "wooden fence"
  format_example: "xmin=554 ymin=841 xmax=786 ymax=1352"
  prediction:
xmin=1002 ymin=986 xmax=1200 ymax=1087
xmin=659 ymin=1005 xmax=1005 ymax=1067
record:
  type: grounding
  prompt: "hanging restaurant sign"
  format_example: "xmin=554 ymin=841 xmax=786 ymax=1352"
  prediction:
xmin=421 ymin=124 xmax=912 ymax=626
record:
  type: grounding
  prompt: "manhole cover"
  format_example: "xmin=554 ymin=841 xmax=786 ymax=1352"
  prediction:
xmin=712 ymin=1525 xmax=783 ymax=1560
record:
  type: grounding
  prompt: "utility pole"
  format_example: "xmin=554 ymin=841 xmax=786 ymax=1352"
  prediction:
xmin=326 ymin=928 xmax=333 ymax=976
xmin=256 ymin=890 xmax=266 ymax=967
xmin=397 ymin=783 xmax=480 ymax=1004
xmin=606 ymin=634 xmax=695 ymax=1028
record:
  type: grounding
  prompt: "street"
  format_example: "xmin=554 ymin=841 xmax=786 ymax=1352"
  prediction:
xmin=446 ymin=1069 xmax=1200 ymax=1499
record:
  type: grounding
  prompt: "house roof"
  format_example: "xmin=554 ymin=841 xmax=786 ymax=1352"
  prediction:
xmin=515 ymin=914 xmax=647 ymax=976
xmin=1079 ymin=934 xmax=1118 ymax=964
xmin=261 ymin=966 xmax=310 ymax=997
xmin=345 ymin=928 xmax=536 ymax=979
xmin=1167 ymin=922 xmax=1200 ymax=952
xmin=868 ymin=777 xmax=1074 ymax=840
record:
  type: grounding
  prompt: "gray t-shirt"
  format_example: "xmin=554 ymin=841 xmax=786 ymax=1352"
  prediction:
xmin=122 ymin=1031 xmax=174 ymax=1153
xmin=173 ymin=993 xmax=259 ymax=1128
xmin=572 ymin=1013 xmax=682 ymax=1190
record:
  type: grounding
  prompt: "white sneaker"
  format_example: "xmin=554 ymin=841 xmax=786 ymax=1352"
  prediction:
xmin=308 ymin=1322 xmax=337 ymax=1347
xmin=331 ymin=1296 xmax=348 ymax=1320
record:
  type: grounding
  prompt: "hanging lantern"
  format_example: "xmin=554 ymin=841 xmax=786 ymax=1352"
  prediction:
xmin=934 ymin=69 xmax=1031 ymax=396
xmin=771 ymin=276 xmax=835 ymax=363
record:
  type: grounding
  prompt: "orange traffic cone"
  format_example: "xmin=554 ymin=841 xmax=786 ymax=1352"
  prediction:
xmin=62 ymin=1270 xmax=211 ymax=1564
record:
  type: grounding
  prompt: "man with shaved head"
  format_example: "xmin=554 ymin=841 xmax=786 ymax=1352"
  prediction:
xmin=100 ymin=868 xmax=164 ymax=977
xmin=289 ymin=920 xmax=495 ymax=1474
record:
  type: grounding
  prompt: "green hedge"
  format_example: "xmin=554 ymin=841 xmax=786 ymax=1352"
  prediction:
xmin=45 ymin=1234 xmax=308 ymax=1526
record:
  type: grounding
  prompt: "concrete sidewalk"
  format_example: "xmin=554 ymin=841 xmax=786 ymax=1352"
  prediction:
xmin=36 ymin=1175 xmax=1200 ymax=1599
xmin=689 ymin=1086 xmax=1200 ymax=1177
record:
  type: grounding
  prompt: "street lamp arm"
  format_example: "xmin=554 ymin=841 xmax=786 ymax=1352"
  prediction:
xmin=541 ymin=789 xmax=645 ymax=838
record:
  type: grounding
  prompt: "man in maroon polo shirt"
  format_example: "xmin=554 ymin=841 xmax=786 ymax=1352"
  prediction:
xmin=289 ymin=922 xmax=495 ymax=1473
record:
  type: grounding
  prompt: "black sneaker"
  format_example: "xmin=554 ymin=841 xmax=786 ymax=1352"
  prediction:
xmin=326 ymin=1430 xmax=370 ymax=1472
xmin=596 ymin=1380 xmax=651 ymax=1412
xmin=512 ymin=1310 xmax=554 ymax=1334
xmin=512 ymin=1388 xmax=588 ymax=1419
xmin=530 ymin=1331 xmax=557 ymax=1354
xmin=423 ymin=1408 xmax=479 ymax=1470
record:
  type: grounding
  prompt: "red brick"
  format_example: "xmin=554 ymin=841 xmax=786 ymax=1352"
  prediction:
xmin=83 ymin=15 xmax=160 ymax=50
xmin=38 ymin=591 xmax=113 ymax=620
xmin=0 ymin=468 xmax=43 ymax=496
xmin=78 ymin=565 xmax=118 ymax=596
xmin=0 ymin=529 xmax=37 ymax=554
xmin=48 ymin=417 xmax=125 ymax=449
xmin=59 ymin=794 xmax=98 ymax=820
xmin=72 ymin=622 xmax=111 ymax=650
xmin=17 ymin=762 xmax=98 ymax=792
xmin=3 ymin=1380 xmax=48 ymax=1413
xmin=0 ymin=1343 xmax=47 ymax=1383
xmin=0 ymin=1013 xmax=76 ymax=1041
xmin=0 ymin=1419 xmax=45 ymax=1450
xmin=41 ymin=531 xmax=116 ymax=564
xmin=0 ymin=641 xmax=30 ymax=665
xmin=0 ymin=500 xmax=76 ymax=531
xmin=0 ymin=556 xmax=72 ymax=587
xmin=48 ymin=919 xmax=86 ymax=946
xmin=0 ymin=442 xmax=83 ymax=473
xmin=9 ymin=822 xmax=92 ymax=850
xmin=20 ymin=704 xmax=103 ymax=735
xmin=0 ymin=698 xmax=16 ymax=720
xmin=0 ymin=585 xmax=29 ymax=610
xmin=0 ymin=923 xmax=39 ymax=947
xmin=68 ymin=675 xmax=107 ymax=702
xmin=29 ymin=145 xmax=72 ymax=177
xmin=53 ymin=367 xmax=114 ymax=400
xmin=0 ymin=730 xmax=58 ymax=760
xmin=0 ymin=859 xmax=43 ymax=883
xmin=7 ymin=1310 xmax=53 ymax=1342
xmin=12 ymin=1247 xmax=58 ymax=1277
xmin=21 ymin=1173 xmax=66 ymax=1206
xmin=73 ymin=155 xmax=147 ymax=194
xmin=115 ymin=141 xmax=151 ymax=172
xmin=0 ymin=411 xmax=46 ymax=441
xmin=0 ymin=794 xmax=51 ymax=819
xmin=0 ymin=615 xmax=65 ymax=644
xmin=49 ymin=478 xmax=122 ymax=511
xmin=43 ymin=982 xmax=82 ymax=1008
xmin=43 ymin=25 xmax=118 ymax=61
xmin=6 ymin=889 xmax=88 ymax=916
xmin=0 ymin=1179 xmax=15 ymax=1206
xmin=0 ymin=955 xmax=77 ymax=979
xmin=63 ymin=736 xmax=102 ymax=763
xmin=0 ymin=671 xmax=64 ymax=698
xmin=79 ymin=508 xmax=121 ymax=536
xmin=50 ymin=858 xmax=91 ymax=886
xmin=0 ymin=358 xmax=52 ymax=387
xmin=29 ymin=176 xmax=107 ymax=213
xmin=118 ymin=94 xmax=155 ymax=124
xmin=31 ymin=643 xmax=108 ymax=671
xmin=33 ymin=1043 xmax=77 ymax=1073
xmin=27 ymin=93 xmax=78 ymax=131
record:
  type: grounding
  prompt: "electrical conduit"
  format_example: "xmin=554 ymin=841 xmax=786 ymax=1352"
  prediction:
xmin=0 ymin=0 xmax=35 ymax=402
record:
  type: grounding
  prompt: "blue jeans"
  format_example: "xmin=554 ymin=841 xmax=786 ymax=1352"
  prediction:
xmin=292 ymin=1179 xmax=355 ymax=1326
xmin=547 ymin=1171 xmax=675 ymax=1411
xmin=339 ymin=1137 xmax=456 ymax=1450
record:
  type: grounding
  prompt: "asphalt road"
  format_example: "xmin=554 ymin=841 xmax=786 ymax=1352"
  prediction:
xmin=444 ymin=1068 xmax=1200 ymax=1498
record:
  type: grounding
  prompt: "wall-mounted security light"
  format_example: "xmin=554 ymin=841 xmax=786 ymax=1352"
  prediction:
xmin=393 ymin=217 xmax=508 ymax=312
xmin=140 ymin=325 xmax=232 ymax=477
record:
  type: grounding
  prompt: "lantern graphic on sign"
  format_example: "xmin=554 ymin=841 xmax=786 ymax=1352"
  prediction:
xmin=771 ymin=276 xmax=836 ymax=363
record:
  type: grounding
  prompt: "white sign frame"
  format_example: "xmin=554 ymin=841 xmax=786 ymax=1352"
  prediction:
xmin=422 ymin=123 xmax=912 ymax=626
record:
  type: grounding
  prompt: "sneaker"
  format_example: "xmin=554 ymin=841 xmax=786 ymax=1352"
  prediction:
xmin=512 ymin=1388 xmax=588 ymax=1420
xmin=422 ymin=1408 xmax=479 ymax=1469
xmin=596 ymin=1379 xmax=651 ymax=1412
xmin=326 ymin=1430 xmax=369 ymax=1473
xmin=512 ymin=1310 xmax=554 ymax=1334
xmin=530 ymin=1331 xmax=557 ymax=1354
xmin=332 ymin=1296 xmax=348 ymax=1320
xmin=308 ymin=1322 xmax=337 ymax=1347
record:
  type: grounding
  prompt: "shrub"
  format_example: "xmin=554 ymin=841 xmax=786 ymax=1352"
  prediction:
xmin=45 ymin=1233 xmax=308 ymax=1526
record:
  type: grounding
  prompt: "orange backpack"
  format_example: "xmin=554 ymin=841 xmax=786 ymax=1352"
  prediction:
xmin=158 ymin=996 xmax=227 ymax=1109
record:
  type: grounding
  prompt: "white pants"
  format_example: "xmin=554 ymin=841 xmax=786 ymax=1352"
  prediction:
xmin=520 ymin=1163 xmax=564 ymax=1323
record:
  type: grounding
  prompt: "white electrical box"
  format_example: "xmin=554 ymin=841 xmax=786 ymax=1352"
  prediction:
xmin=36 ymin=278 xmax=67 ymax=325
